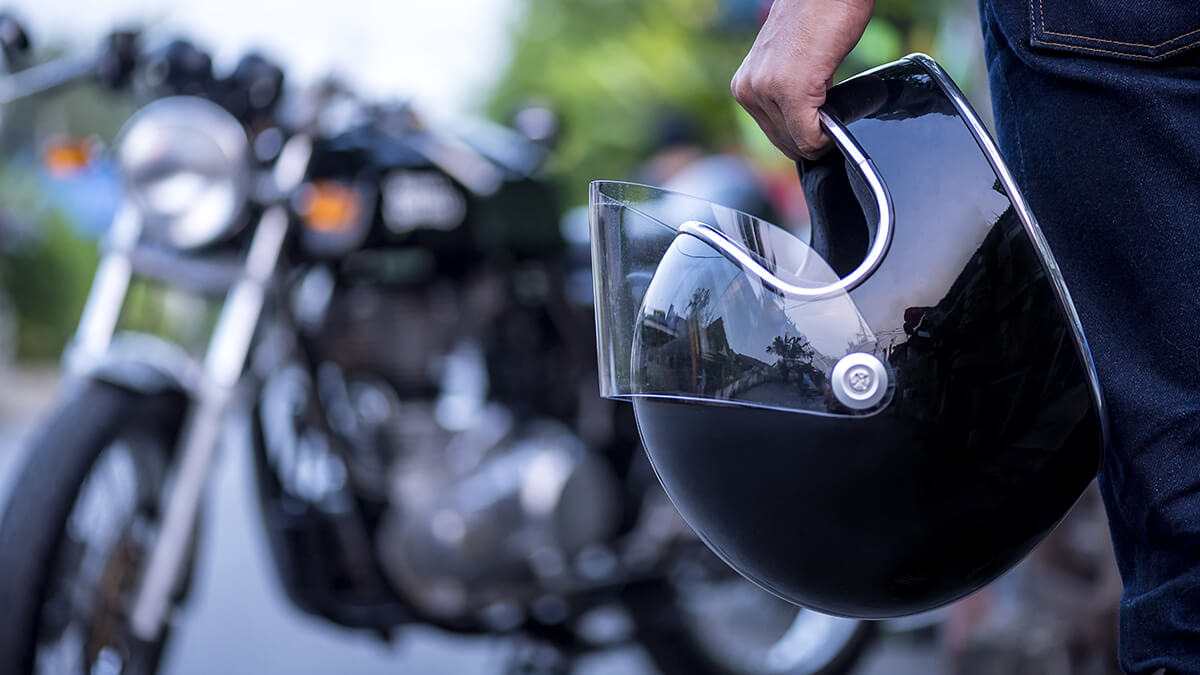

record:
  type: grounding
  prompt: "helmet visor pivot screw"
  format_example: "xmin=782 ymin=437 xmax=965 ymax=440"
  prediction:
xmin=831 ymin=353 xmax=888 ymax=410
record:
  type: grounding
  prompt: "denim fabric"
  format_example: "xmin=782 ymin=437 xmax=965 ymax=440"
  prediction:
xmin=979 ymin=1 xmax=1200 ymax=672
xmin=1028 ymin=1 xmax=1200 ymax=62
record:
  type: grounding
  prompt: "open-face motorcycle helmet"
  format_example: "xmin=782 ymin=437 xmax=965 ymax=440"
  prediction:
xmin=589 ymin=55 xmax=1107 ymax=618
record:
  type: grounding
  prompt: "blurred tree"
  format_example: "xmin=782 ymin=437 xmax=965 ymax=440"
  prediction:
xmin=0 ymin=184 xmax=97 ymax=361
xmin=487 ymin=0 xmax=754 ymax=205
xmin=487 ymin=0 xmax=978 ymax=205
xmin=0 ymin=43 xmax=132 ymax=362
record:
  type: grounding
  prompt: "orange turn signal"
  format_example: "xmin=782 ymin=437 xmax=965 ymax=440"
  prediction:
xmin=42 ymin=136 xmax=96 ymax=177
xmin=296 ymin=180 xmax=362 ymax=234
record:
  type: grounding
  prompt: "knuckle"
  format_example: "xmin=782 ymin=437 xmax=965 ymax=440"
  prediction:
xmin=749 ymin=70 xmax=780 ymax=95
xmin=731 ymin=73 xmax=752 ymax=102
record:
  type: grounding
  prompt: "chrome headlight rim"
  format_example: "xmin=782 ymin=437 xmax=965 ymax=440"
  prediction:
xmin=116 ymin=96 xmax=251 ymax=250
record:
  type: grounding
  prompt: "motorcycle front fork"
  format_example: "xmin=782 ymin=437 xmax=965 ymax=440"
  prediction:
xmin=69 ymin=205 xmax=291 ymax=642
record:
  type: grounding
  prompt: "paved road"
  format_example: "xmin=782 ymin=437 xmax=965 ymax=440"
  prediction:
xmin=0 ymin=365 xmax=940 ymax=675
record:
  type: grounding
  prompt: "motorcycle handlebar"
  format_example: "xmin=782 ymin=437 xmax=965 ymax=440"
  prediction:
xmin=0 ymin=54 xmax=95 ymax=105
xmin=0 ymin=29 xmax=139 ymax=106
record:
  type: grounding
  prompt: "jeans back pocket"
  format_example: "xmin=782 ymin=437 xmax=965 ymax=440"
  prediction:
xmin=1030 ymin=0 xmax=1200 ymax=61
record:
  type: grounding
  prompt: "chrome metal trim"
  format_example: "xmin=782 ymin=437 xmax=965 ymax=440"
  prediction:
xmin=905 ymin=52 xmax=1108 ymax=447
xmin=678 ymin=220 xmax=819 ymax=297
xmin=817 ymin=109 xmax=895 ymax=293
xmin=0 ymin=54 xmax=94 ymax=105
xmin=676 ymin=114 xmax=893 ymax=300
xmin=69 ymin=205 xmax=141 ymax=371
xmin=116 ymin=96 xmax=251 ymax=251
xmin=130 ymin=206 xmax=289 ymax=640
xmin=82 ymin=332 xmax=202 ymax=396
xmin=272 ymin=133 xmax=312 ymax=196
xmin=831 ymin=352 xmax=888 ymax=410
xmin=205 ymin=205 xmax=289 ymax=388
xmin=129 ymin=393 xmax=226 ymax=640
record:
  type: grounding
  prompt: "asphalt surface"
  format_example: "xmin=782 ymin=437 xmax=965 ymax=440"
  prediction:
xmin=0 ymin=364 xmax=940 ymax=675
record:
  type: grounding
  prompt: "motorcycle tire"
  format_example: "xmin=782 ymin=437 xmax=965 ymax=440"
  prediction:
xmin=629 ymin=579 xmax=875 ymax=675
xmin=0 ymin=379 xmax=187 ymax=675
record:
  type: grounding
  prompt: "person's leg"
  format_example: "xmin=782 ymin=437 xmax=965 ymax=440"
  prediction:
xmin=978 ymin=1 xmax=1200 ymax=672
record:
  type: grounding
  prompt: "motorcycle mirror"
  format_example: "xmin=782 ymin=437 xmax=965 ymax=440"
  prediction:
xmin=94 ymin=30 xmax=140 ymax=90
xmin=0 ymin=13 xmax=31 ymax=72
xmin=141 ymin=38 xmax=213 ymax=96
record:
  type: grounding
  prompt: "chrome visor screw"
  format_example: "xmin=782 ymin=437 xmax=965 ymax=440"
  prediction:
xmin=831 ymin=353 xmax=889 ymax=411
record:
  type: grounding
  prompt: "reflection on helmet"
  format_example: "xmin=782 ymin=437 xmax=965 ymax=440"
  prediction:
xmin=632 ymin=225 xmax=892 ymax=417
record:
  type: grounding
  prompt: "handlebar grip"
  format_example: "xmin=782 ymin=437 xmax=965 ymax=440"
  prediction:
xmin=0 ymin=13 xmax=31 ymax=69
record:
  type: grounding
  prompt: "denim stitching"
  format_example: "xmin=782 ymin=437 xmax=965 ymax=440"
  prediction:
xmin=1041 ymin=28 xmax=1200 ymax=49
xmin=1033 ymin=0 xmax=1200 ymax=55
xmin=1030 ymin=37 xmax=1200 ymax=61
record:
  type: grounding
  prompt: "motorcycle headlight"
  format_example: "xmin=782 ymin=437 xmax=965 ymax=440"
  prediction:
xmin=116 ymin=96 xmax=250 ymax=250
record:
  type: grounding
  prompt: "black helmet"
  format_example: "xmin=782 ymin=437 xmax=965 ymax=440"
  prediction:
xmin=588 ymin=55 xmax=1106 ymax=618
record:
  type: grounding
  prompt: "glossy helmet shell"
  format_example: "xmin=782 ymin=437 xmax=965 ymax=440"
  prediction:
xmin=597 ymin=55 xmax=1106 ymax=618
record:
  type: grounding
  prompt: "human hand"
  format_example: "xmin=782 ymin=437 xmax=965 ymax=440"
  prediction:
xmin=731 ymin=0 xmax=875 ymax=160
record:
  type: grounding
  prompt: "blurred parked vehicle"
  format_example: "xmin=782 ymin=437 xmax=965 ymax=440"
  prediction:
xmin=0 ymin=17 xmax=872 ymax=675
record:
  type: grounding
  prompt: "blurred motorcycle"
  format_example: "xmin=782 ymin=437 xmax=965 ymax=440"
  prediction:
xmin=0 ymin=20 xmax=872 ymax=675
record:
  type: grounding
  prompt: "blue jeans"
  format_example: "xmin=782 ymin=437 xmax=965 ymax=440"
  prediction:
xmin=979 ymin=1 xmax=1200 ymax=672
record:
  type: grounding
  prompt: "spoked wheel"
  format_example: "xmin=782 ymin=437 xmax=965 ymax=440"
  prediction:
xmin=632 ymin=550 xmax=875 ymax=675
xmin=0 ymin=380 xmax=187 ymax=675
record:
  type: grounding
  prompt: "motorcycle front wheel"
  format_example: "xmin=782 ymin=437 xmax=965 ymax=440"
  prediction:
xmin=0 ymin=379 xmax=187 ymax=675
xmin=631 ymin=553 xmax=875 ymax=675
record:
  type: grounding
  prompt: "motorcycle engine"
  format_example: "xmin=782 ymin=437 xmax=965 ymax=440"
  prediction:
xmin=374 ymin=403 xmax=620 ymax=621
xmin=298 ymin=262 xmax=622 ymax=623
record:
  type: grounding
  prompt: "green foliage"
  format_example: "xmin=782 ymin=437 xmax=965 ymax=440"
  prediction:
xmin=0 ymin=161 xmax=99 ymax=361
xmin=844 ymin=0 xmax=963 ymax=77
xmin=487 ymin=0 xmax=972 ymax=206
xmin=0 ymin=212 xmax=97 ymax=361
xmin=488 ymin=0 xmax=753 ymax=205
xmin=0 ymin=49 xmax=140 ymax=363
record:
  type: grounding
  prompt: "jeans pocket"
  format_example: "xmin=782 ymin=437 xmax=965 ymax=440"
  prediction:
xmin=1029 ymin=0 xmax=1200 ymax=61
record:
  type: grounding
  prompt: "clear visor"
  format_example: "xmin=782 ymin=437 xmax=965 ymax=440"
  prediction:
xmin=590 ymin=180 xmax=892 ymax=417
